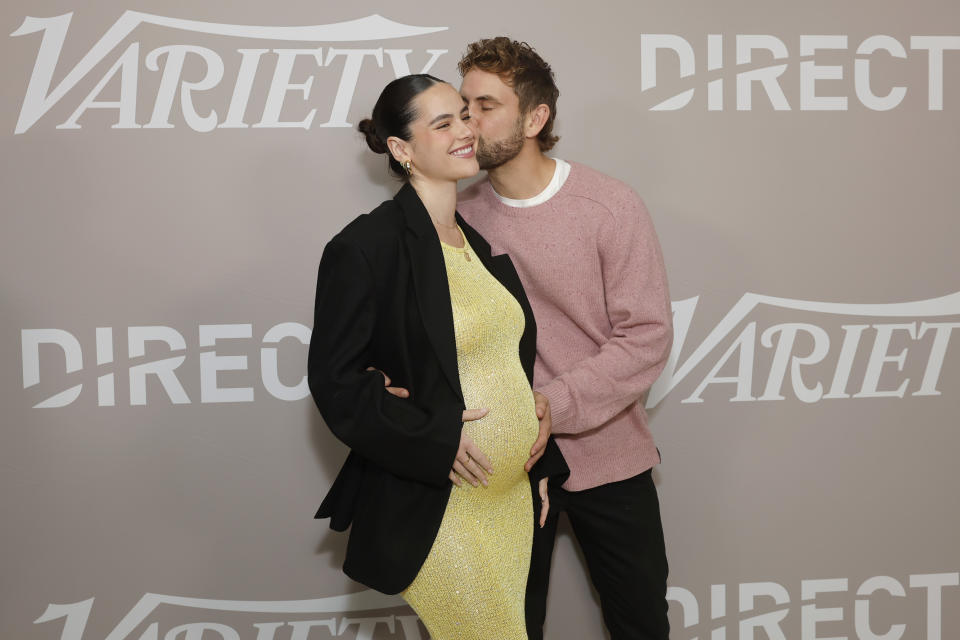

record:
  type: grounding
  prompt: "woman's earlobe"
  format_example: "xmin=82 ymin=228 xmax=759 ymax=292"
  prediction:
xmin=386 ymin=137 xmax=407 ymax=165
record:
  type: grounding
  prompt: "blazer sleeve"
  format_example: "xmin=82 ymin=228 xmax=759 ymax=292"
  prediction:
xmin=308 ymin=238 xmax=462 ymax=487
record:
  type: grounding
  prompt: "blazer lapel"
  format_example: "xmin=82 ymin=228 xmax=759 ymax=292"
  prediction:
xmin=458 ymin=214 xmax=538 ymax=385
xmin=396 ymin=184 xmax=463 ymax=401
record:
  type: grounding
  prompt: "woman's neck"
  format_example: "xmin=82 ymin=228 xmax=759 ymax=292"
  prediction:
xmin=410 ymin=176 xmax=458 ymax=227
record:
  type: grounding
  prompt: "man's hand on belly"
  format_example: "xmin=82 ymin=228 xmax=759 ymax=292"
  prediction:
xmin=525 ymin=391 xmax=552 ymax=472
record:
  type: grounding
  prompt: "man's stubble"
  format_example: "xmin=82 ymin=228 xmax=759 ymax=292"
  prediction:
xmin=476 ymin=116 xmax=525 ymax=171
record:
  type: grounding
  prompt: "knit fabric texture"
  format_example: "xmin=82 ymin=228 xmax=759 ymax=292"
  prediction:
xmin=458 ymin=162 xmax=673 ymax=491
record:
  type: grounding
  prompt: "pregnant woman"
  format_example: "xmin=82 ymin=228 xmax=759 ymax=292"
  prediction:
xmin=307 ymin=74 xmax=567 ymax=640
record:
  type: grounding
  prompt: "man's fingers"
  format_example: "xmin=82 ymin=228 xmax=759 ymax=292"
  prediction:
xmin=535 ymin=400 xmax=546 ymax=419
xmin=524 ymin=447 xmax=545 ymax=473
xmin=529 ymin=432 xmax=548 ymax=457
xmin=533 ymin=391 xmax=548 ymax=419
xmin=525 ymin=421 xmax=549 ymax=471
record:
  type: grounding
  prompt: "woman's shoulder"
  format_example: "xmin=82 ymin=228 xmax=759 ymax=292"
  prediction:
xmin=331 ymin=198 xmax=406 ymax=250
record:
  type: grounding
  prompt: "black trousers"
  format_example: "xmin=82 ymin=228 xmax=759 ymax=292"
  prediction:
xmin=526 ymin=469 xmax=670 ymax=640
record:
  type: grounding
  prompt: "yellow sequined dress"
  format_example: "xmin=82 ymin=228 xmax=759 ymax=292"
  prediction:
xmin=401 ymin=230 xmax=538 ymax=640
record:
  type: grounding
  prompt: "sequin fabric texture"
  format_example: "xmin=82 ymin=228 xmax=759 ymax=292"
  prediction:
xmin=401 ymin=230 xmax=538 ymax=640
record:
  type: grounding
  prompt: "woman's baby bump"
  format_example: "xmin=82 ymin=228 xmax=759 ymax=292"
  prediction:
xmin=460 ymin=377 xmax=539 ymax=486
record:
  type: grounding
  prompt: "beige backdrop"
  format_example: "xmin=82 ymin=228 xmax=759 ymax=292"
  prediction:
xmin=2 ymin=1 xmax=959 ymax=639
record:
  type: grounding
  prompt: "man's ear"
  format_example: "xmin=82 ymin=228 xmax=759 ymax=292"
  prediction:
xmin=524 ymin=104 xmax=550 ymax=138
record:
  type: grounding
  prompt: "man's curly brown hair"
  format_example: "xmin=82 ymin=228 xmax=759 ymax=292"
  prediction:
xmin=458 ymin=37 xmax=560 ymax=152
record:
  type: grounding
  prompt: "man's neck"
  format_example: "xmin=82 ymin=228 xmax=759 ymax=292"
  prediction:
xmin=487 ymin=145 xmax=556 ymax=201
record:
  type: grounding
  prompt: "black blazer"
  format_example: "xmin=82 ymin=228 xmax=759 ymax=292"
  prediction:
xmin=308 ymin=183 xmax=567 ymax=595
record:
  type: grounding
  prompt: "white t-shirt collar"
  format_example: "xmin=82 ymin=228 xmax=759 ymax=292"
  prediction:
xmin=492 ymin=158 xmax=571 ymax=208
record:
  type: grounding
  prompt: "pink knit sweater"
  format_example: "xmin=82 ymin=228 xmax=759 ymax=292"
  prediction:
xmin=458 ymin=162 xmax=673 ymax=491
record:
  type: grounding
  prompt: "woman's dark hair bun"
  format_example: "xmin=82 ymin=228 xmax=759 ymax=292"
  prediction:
xmin=359 ymin=74 xmax=444 ymax=179
xmin=357 ymin=118 xmax=388 ymax=154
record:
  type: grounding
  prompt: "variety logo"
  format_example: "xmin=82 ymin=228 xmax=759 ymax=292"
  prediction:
xmin=34 ymin=590 xmax=422 ymax=640
xmin=10 ymin=11 xmax=448 ymax=133
xmin=647 ymin=291 xmax=960 ymax=407
xmin=33 ymin=571 xmax=959 ymax=639
xmin=20 ymin=292 xmax=960 ymax=408
xmin=640 ymin=34 xmax=959 ymax=111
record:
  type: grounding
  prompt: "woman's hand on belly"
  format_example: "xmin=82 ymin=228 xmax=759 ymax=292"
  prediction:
xmin=449 ymin=410 xmax=493 ymax=488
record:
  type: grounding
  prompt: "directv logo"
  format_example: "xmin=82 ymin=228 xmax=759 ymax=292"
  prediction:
xmin=21 ymin=323 xmax=310 ymax=408
xmin=640 ymin=34 xmax=959 ymax=111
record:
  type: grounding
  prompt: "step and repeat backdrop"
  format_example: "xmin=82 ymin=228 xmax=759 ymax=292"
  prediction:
xmin=2 ymin=1 xmax=958 ymax=639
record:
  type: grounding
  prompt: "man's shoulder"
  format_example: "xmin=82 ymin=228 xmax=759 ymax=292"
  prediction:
xmin=565 ymin=161 xmax=640 ymax=200
xmin=456 ymin=177 xmax=491 ymax=210
xmin=563 ymin=161 xmax=647 ymax=219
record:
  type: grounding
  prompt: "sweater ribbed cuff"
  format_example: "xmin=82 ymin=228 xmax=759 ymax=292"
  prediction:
xmin=537 ymin=379 xmax=576 ymax=434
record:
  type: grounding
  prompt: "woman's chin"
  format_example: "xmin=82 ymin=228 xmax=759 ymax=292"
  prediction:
xmin=422 ymin=161 xmax=480 ymax=183
xmin=457 ymin=159 xmax=480 ymax=179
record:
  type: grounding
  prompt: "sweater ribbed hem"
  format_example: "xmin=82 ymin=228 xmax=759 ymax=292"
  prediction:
xmin=537 ymin=379 xmax=576 ymax=434
xmin=553 ymin=415 xmax=660 ymax=491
